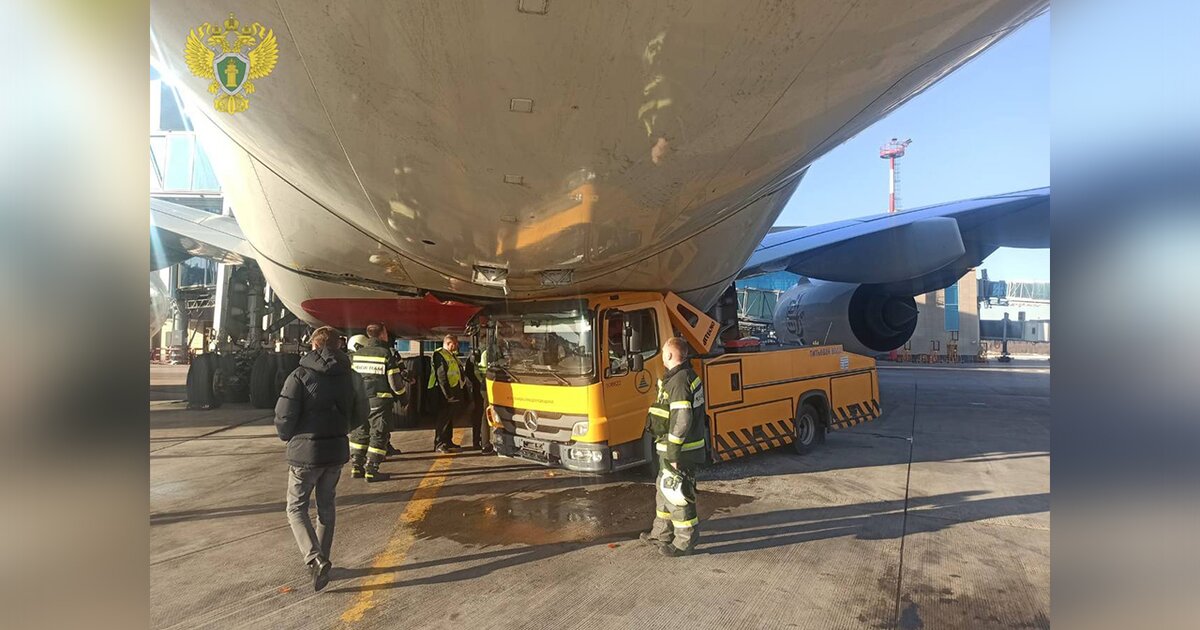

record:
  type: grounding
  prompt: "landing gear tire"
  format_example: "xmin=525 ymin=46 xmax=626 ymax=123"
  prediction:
xmin=792 ymin=403 xmax=825 ymax=455
xmin=275 ymin=352 xmax=301 ymax=395
xmin=219 ymin=353 xmax=250 ymax=403
xmin=186 ymin=354 xmax=224 ymax=410
xmin=249 ymin=352 xmax=278 ymax=409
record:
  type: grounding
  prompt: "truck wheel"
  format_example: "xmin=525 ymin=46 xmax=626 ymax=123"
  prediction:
xmin=792 ymin=403 xmax=824 ymax=454
xmin=249 ymin=352 xmax=278 ymax=409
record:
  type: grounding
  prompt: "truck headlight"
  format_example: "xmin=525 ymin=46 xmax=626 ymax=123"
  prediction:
xmin=567 ymin=448 xmax=602 ymax=463
xmin=571 ymin=421 xmax=589 ymax=436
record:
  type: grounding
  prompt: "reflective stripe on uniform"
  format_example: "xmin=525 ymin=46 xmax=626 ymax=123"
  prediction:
xmin=355 ymin=355 xmax=387 ymax=362
xmin=353 ymin=362 xmax=386 ymax=375
xmin=649 ymin=407 xmax=670 ymax=417
xmin=669 ymin=401 xmax=690 ymax=410
xmin=655 ymin=442 xmax=668 ymax=451
xmin=690 ymin=377 xmax=701 ymax=390
xmin=367 ymin=447 xmax=387 ymax=455
xmin=375 ymin=392 xmax=393 ymax=398
xmin=349 ymin=441 xmax=367 ymax=451
xmin=682 ymin=440 xmax=705 ymax=451
xmin=667 ymin=434 xmax=685 ymax=444
xmin=672 ymin=517 xmax=698 ymax=528
xmin=387 ymin=367 xmax=404 ymax=375
xmin=656 ymin=510 xmax=671 ymax=519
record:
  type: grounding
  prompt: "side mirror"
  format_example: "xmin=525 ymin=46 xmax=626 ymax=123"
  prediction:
xmin=629 ymin=352 xmax=644 ymax=373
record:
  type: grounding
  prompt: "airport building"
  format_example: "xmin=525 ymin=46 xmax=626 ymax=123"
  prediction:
xmin=978 ymin=274 xmax=1051 ymax=355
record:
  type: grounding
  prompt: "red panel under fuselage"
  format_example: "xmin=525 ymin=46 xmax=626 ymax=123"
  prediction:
xmin=300 ymin=295 xmax=479 ymax=339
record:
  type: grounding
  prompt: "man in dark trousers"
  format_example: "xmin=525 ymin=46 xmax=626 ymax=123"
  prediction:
xmin=639 ymin=337 xmax=707 ymax=557
xmin=428 ymin=334 xmax=466 ymax=453
xmin=465 ymin=349 xmax=495 ymax=454
xmin=347 ymin=323 xmax=407 ymax=481
xmin=275 ymin=326 xmax=368 ymax=592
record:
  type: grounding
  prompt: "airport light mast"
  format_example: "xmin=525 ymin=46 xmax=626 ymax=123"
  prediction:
xmin=880 ymin=138 xmax=912 ymax=213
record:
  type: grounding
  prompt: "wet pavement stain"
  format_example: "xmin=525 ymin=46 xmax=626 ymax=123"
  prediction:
xmin=415 ymin=483 xmax=754 ymax=547
xmin=898 ymin=599 xmax=924 ymax=629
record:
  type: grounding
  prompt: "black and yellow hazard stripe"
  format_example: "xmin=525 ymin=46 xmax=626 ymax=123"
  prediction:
xmin=712 ymin=418 xmax=797 ymax=462
xmin=828 ymin=398 xmax=882 ymax=430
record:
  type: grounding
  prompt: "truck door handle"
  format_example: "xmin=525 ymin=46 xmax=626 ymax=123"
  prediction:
xmin=731 ymin=374 xmax=740 ymax=391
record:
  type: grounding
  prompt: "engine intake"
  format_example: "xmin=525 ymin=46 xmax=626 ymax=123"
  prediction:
xmin=772 ymin=280 xmax=918 ymax=355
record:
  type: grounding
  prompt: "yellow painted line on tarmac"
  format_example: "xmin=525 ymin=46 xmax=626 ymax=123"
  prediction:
xmin=339 ymin=435 xmax=460 ymax=623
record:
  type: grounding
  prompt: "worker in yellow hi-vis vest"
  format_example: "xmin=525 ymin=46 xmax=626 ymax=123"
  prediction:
xmin=428 ymin=334 xmax=466 ymax=453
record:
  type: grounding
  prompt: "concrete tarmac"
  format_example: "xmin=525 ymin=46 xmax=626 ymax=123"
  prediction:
xmin=150 ymin=363 xmax=1049 ymax=629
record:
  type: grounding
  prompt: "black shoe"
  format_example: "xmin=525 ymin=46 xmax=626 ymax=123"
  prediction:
xmin=434 ymin=444 xmax=454 ymax=454
xmin=350 ymin=465 xmax=364 ymax=478
xmin=386 ymin=444 xmax=400 ymax=457
xmin=364 ymin=467 xmax=381 ymax=482
xmin=310 ymin=557 xmax=331 ymax=592
xmin=660 ymin=545 xmax=693 ymax=558
xmin=480 ymin=446 xmax=497 ymax=456
xmin=638 ymin=531 xmax=669 ymax=547
xmin=445 ymin=442 xmax=462 ymax=451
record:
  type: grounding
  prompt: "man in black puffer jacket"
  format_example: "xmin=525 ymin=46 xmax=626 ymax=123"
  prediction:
xmin=275 ymin=326 xmax=368 ymax=592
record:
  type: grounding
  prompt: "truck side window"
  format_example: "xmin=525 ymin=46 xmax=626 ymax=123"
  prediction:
xmin=631 ymin=309 xmax=659 ymax=361
xmin=605 ymin=311 xmax=628 ymax=376
xmin=605 ymin=308 xmax=659 ymax=377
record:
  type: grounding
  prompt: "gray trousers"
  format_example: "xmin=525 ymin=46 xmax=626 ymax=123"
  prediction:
xmin=286 ymin=464 xmax=342 ymax=565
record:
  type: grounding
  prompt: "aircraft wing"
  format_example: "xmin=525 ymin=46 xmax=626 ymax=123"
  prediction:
xmin=740 ymin=187 xmax=1048 ymax=296
xmin=150 ymin=196 xmax=255 ymax=270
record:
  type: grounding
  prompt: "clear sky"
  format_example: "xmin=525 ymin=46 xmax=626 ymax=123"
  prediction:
xmin=776 ymin=12 xmax=1049 ymax=282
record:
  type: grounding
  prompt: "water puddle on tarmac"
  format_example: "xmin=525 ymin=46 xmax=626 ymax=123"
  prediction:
xmin=415 ymin=482 xmax=753 ymax=546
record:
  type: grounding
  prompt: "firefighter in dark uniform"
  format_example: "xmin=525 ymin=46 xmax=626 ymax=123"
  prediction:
xmin=639 ymin=337 xmax=707 ymax=556
xmin=428 ymin=334 xmax=466 ymax=453
xmin=468 ymin=344 xmax=495 ymax=455
xmin=348 ymin=323 xmax=407 ymax=481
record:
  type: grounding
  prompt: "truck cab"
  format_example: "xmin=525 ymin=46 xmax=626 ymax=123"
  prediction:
xmin=481 ymin=291 xmax=881 ymax=473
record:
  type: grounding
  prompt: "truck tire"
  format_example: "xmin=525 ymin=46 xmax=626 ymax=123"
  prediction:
xmin=186 ymin=354 xmax=223 ymax=410
xmin=249 ymin=352 xmax=278 ymax=409
xmin=792 ymin=402 xmax=825 ymax=455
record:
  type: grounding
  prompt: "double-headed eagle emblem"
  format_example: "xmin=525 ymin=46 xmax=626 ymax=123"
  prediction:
xmin=184 ymin=13 xmax=278 ymax=114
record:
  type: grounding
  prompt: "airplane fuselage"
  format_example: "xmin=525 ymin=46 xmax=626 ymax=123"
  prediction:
xmin=152 ymin=1 xmax=1045 ymax=335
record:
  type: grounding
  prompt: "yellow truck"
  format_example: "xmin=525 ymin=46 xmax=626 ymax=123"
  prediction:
xmin=480 ymin=291 xmax=881 ymax=473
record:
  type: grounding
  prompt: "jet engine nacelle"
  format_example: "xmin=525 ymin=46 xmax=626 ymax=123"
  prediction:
xmin=772 ymin=280 xmax=918 ymax=356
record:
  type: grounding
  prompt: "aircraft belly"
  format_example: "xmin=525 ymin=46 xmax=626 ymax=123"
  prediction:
xmin=154 ymin=1 xmax=1046 ymax=302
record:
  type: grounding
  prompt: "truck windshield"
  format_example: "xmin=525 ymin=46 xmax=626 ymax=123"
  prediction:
xmin=488 ymin=310 xmax=595 ymax=380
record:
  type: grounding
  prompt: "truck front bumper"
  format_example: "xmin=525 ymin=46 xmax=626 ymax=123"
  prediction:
xmin=493 ymin=429 xmax=611 ymax=473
